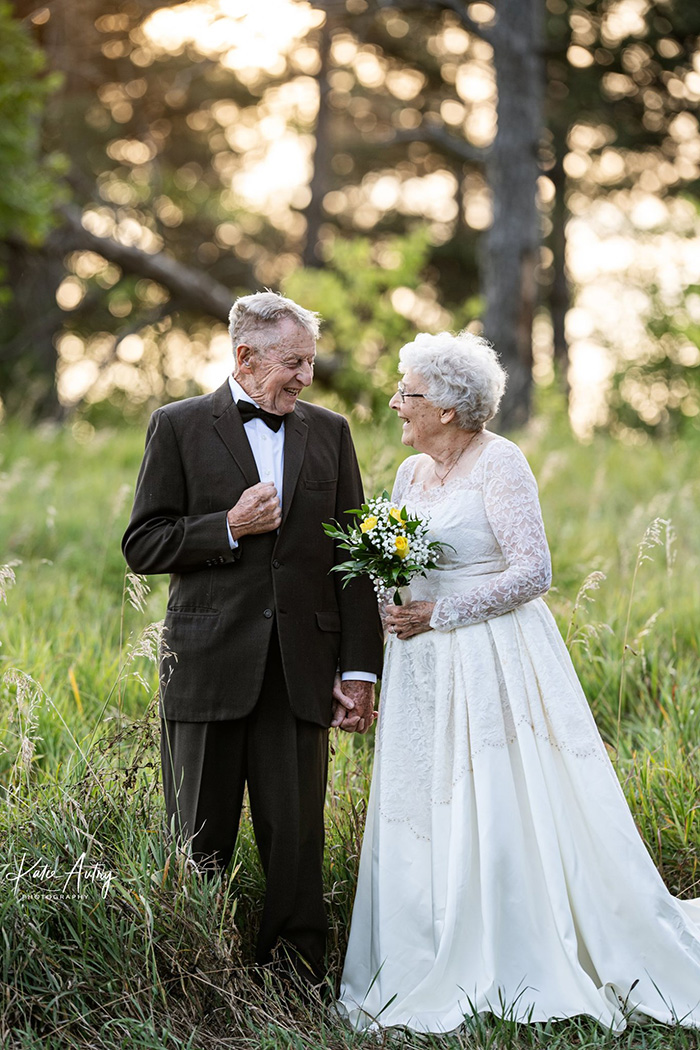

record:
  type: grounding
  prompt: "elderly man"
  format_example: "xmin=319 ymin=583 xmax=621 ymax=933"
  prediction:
xmin=122 ymin=291 xmax=383 ymax=984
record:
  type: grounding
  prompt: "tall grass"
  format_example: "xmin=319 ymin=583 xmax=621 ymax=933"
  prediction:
xmin=1 ymin=407 xmax=700 ymax=1048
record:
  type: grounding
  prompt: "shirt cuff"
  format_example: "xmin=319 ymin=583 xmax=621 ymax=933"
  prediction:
xmin=226 ymin=516 xmax=239 ymax=550
xmin=341 ymin=671 xmax=377 ymax=683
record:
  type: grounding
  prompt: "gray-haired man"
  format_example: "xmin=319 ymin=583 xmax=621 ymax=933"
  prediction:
xmin=123 ymin=291 xmax=383 ymax=983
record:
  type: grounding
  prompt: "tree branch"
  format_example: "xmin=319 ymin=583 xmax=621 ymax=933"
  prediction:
xmin=377 ymin=124 xmax=487 ymax=164
xmin=42 ymin=208 xmax=342 ymax=385
xmin=55 ymin=206 xmax=242 ymax=324
xmin=374 ymin=0 xmax=495 ymax=43
xmin=434 ymin=0 xmax=495 ymax=41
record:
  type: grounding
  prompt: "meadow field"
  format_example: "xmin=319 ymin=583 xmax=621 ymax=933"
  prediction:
xmin=1 ymin=402 xmax=700 ymax=1049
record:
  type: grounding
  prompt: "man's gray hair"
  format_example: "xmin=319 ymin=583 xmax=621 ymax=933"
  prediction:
xmin=228 ymin=290 xmax=321 ymax=350
xmin=399 ymin=330 xmax=506 ymax=431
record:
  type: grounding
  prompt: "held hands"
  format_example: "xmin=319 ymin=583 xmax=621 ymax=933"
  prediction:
xmin=383 ymin=600 xmax=435 ymax=640
xmin=227 ymin=482 xmax=281 ymax=540
xmin=331 ymin=676 xmax=376 ymax=734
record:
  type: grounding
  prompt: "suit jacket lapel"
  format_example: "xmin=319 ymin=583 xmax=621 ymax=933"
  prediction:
xmin=281 ymin=405 xmax=308 ymax=524
xmin=211 ymin=380 xmax=260 ymax=488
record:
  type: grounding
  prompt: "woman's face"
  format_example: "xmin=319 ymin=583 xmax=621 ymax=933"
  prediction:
xmin=389 ymin=369 xmax=443 ymax=451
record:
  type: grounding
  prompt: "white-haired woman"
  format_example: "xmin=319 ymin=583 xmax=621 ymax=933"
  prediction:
xmin=338 ymin=331 xmax=700 ymax=1033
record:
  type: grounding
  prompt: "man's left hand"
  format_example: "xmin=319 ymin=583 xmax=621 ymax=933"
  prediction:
xmin=331 ymin=677 xmax=376 ymax=734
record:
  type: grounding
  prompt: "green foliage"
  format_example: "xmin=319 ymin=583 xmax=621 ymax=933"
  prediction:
xmin=605 ymin=286 xmax=700 ymax=438
xmin=285 ymin=229 xmax=440 ymax=413
xmin=1 ymin=414 xmax=700 ymax=1045
xmin=0 ymin=3 xmax=64 ymax=243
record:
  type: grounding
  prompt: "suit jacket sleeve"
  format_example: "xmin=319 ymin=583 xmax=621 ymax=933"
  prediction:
xmin=334 ymin=418 xmax=384 ymax=677
xmin=122 ymin=409 xmax=238 ymax=575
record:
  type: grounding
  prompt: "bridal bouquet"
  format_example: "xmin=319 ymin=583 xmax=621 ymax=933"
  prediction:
xmin=323 ymin=492 xmax=448 ymax=605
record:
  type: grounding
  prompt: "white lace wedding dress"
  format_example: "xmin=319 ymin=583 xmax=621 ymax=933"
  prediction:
xmin=338 ymin=437 xmax=700 ymax=1033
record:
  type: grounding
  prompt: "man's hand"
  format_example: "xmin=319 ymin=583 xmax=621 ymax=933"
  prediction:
xmin=384 ymin=600 xmax=435 ymax=640
xmin=227 ymin=483 xmax=282 ymax=540
xmin=331 ymin=676 xmax=376 ymax=734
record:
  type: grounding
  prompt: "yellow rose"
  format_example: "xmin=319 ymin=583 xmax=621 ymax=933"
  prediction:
xmin=394 ymin=535 xmax=409 ymax=559
xmin=360 ymin=515 xmax=378 ymax=533
xmin=389 ymin=506 xmax=405 ymax=525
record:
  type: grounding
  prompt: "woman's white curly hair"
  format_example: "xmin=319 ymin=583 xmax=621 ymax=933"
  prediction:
xmin=398 ymin=330 xmax=507 ymax=431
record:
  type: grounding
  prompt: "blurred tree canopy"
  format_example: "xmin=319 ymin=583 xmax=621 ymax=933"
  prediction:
xmin=0 ymin=2 xmax=64 ymax=245
xmin=0 ymin=0 xmax=699 ymax=434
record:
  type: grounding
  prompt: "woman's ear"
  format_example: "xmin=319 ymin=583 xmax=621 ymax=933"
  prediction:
xmin=440 ymin=407 xmax=456 ymax=425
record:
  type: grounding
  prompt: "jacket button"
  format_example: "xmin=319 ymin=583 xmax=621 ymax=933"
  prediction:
xmin=263 ymin=608 xmax=273 ymax=618
xmin=272 ymin=559 xmax=280 ymax=569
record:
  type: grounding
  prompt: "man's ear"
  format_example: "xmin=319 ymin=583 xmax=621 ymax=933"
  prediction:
xmin=235 ymin=344 xmax=252 ymax=371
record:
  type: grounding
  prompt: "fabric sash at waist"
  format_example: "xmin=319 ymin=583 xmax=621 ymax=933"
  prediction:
xmin=411 ymin=560 xmax=507 ymax=600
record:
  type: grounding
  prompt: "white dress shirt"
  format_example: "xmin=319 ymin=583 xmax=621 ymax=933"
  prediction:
xmin=226 ymin=375 xmax=375 ymax=685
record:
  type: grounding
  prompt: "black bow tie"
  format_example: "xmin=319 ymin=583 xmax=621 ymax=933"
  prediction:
xmin=237 ymin=400 xmax=285 ymax=432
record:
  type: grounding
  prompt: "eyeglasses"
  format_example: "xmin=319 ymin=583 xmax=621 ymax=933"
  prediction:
xmin=397 ymin=383 xmax=425 ymax=403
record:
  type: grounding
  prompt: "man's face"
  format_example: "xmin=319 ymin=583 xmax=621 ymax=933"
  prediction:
xmin=236 ymin=318 xmax=316 ymax=415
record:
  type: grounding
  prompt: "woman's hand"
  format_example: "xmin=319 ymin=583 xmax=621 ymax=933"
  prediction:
xmin=331 ymin=675 xmax=376 ymax=733
xmin=384 ymin=601 xmax=435 ymax=640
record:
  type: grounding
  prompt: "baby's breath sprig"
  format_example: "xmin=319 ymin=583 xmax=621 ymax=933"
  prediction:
xmin=323 ymin=491 xmax=450 ymax=605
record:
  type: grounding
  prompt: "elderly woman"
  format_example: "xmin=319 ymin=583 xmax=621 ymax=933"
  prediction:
xmin=337 ymin=331 xmax=700 ymax=1034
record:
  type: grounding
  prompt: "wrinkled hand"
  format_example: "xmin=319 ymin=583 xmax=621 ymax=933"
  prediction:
xmin=227 ymin=483 xmax=281 ymax=540
xmin=384 ymin=600 xmax=435 ymax=640
xmin=331 ymin=676 xmax=376 ymax=734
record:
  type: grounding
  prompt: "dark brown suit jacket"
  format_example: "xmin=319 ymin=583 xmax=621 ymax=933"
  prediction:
xmin=122 ymin=380 xmax=384 ymax=724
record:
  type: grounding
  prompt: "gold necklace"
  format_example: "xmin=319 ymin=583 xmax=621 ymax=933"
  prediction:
xmin=433 ymin=432 xmax=480 ymax=485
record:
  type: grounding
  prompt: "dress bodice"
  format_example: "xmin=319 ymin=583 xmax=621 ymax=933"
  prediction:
xmin=391 ymin=438 xmax=552 ymax=629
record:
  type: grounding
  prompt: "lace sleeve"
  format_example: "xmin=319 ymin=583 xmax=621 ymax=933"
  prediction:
xmin=430 ymin=441 xmax=552 ymax=631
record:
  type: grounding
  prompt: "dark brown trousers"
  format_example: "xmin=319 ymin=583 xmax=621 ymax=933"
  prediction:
xmin=160 ymin=628 xmax=329 ymax=978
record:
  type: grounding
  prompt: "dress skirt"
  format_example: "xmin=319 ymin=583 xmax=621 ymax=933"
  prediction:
xmin=338 ymin=599 xmax=700 ymax=1033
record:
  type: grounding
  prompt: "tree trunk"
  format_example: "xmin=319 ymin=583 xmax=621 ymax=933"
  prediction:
xmin=0 ymin=0 xmax=105 ymax=420
xmin=0 ymin=241 xmax=64 ymax=419
xmin=549 ymin=137 xmax=570 ymax=385
xmin=482 ymin=0 xmax=543 ymax=430
xmin=301 ymin=16 xmax=333 ymax=268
